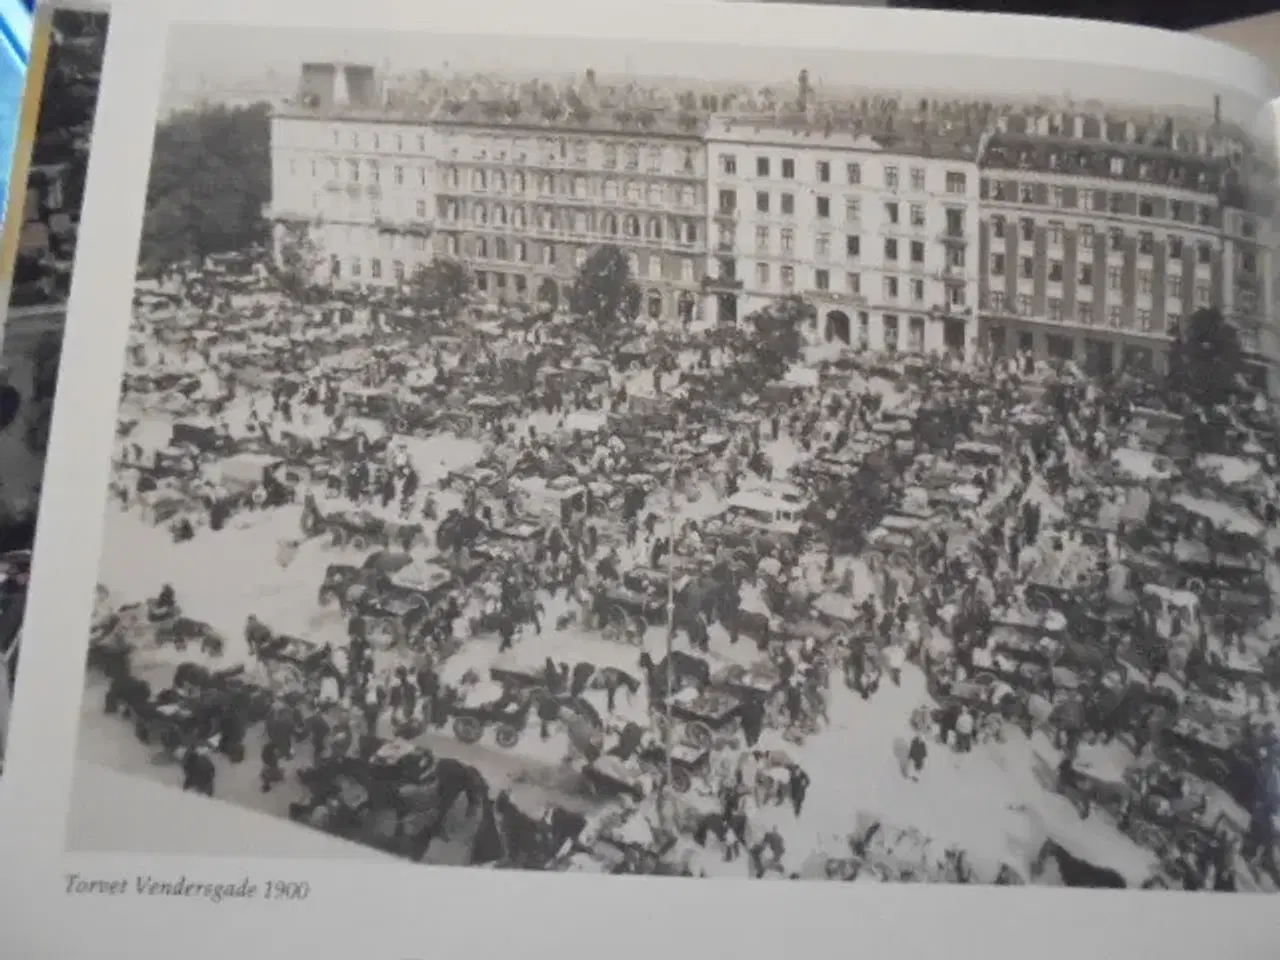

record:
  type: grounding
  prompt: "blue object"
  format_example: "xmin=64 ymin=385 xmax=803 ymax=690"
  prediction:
xmin=0 ymin=0 xmax=31 ymax=224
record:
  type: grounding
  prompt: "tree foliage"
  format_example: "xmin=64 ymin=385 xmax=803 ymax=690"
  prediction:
xmin=138 ymin=102 xmax=271 ymax=273
xmin=408 ymin=257 xmax=473 ymax=320
xmin=744 ymin=295 xmax=814 ymax=380
xmin=273 ymin=222 xmax=323 ymax=302
xmin=568 ymin=245 xmax=641 ymax=344
xmin=1166 ymin=307 xmax=1245 ymax=413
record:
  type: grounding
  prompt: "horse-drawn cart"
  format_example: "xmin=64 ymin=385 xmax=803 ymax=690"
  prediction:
xmin=667 ymin=687 xmax=743 ymax=749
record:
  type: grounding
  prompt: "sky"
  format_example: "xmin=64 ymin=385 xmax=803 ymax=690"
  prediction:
xmin=160 ymin=22 xmax=1272 ymax=136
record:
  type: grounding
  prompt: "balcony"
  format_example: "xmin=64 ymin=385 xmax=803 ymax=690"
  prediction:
xmin=937 ymin=229 xmax=969 ymax=246
xmin=375 ymin=218 xmax=433 ymax=238
xmin=714 ymin=208 xmax=738 ymax=224
xmin=702 ymin=273 xmax=743 ymax=293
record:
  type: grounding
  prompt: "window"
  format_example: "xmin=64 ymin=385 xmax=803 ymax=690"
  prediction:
xmin=1197 ymin=242 xmax=1211 ymax=265
xmin=781 ymin=193 xmax=795 ymax=215
xmin=1079 ymin=225 xmax=1094 ymax=250
xmin=885 ymin=201 xmax=899 ymax=224
xmin=1020 ymin=257 xmax=1034 ymax=279
xmin=781 ymin=228 xmax=794 ymax=253
xmin=1138 ymin=271 xmax=1152 ymax=295
xmin=1077 ymin=303 xmax=1093 ymax=325
xmin=624 ymin=147 xmax=640 ymax=170
xmin=817 ymin=161 xmax=831 ymax=183
xmin=1019 ymin=184 xmax=1035 ymax=204
xmin=910 ymin=205 xmax=925 ymax=228
xmin=1194 ymin=281 xmax=1211 ymax=306
xmin=392 ymin=260 xmax=405 ymax=282
xmin=603 ymin=145 xmax=618 ymax=168
xmin=755 ymin=226 xmax=769 ymax=252
xmin=350 ymin=258 xmax=362 ymax=277
xmin=885 ymin=166 xmax=899 ymax=190
xmin=756 ymin=156 xmax=770 ymax=177
xmin=845 ymin=198 xmax=861 ymax=222
xmin=1050 ymin=186 xmax=1065 ymax=209
xmin=1166 ymin=311 xmax=1181 ymax=333
xmin=393 ymin=165 xmax=405 ymax=186
xmin=718 ymin=189 xmax=737 ymax=214
xmin=1109 ymin=156 xmax=1125 ymax=176
xmin=720 ymin=154 xmax=737 ymax=175
xmin=348 ymin=159 xmax=361 ymax=182
xmin=945 ymin=171 xmax=965 ymax=194
xmin=815 ymin=234 xmax=831 ymax=259
xmin=1048 ymin=298 xmax=1062 ymax=323
xmin=847 ymin=272 xmax=861 ymax=295
xmin=884 ymin=276 xmax=899 ymax=300
xmin=885 ymin=238 xmax=899 ymax=261
xmin=990 ymin=291 xmax=1006 ymax=313
xmin=884 ymin=315 xmax=899 ymax=352
xmin=1020 ymin=218 xmax=1034 ymax=242
xmin=781 ymin=158 xmax=795 ymax=180
xmin=1079 ymin=264 xmax=1093 ymax=286
xmin=847 ymin=163 xmax=862 ymax=185
xmin=781 ymin=265 xmax=795 ymax=290
xmin=815 ymin=268 xmax=830 ymax=291
xmin=1017 ymin=295 xmax=1032 ymax=317
xmin=816 ymin=196 xmax=830 ymax=218
xmin=991 ymin=216 xmax=1005 ymax=239
xmin=846 ymin=235 xmax=861 ymax=258
xmin=1169 ymin=276 xmax=1183 ymax=298
xmin=910 ymin=167 xmax=926 ymax=192
xmin=756 ymin=263 xmax=770 ymax=287
xmin=1048 ymin=260 xmax=1063 ymax=283
xmin=515 ymin=241 xmax=527 ymax=262
xmin=1048 ymin=221 xmax=1063 ymax=247
xmin=1107 ymin=266 xmax=1122 ymax=291
xmin=1107 ymin=306 xmax=1122 ymax=328
xmin=756 ymin=191 xmax=770 ymax=213
xmin=645 ymin=147 xmax=661 ymax=173
xmin=1137 ymin=309 xmax=1153 ymax=332
xmin=329 ymin=256 xmax=341 ymax=278
xmin=990 ymin=254 xmax=1005 ymax=276
xmin=911 ymin=279 xmax=924 ymax=303
xmin=1139 ymin=196 xmax=1155 ymax=218
xmin=1137 ymin=231 xmax=1154 ymax=256
xmin=910 ymin=241 xmax=925 ymax=263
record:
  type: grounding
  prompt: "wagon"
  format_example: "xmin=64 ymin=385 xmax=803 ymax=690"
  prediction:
xmin=488 ymin=655 xmax=548 ymax=694
xmin=667 ymin=687 xmax=743 ymax=749
xmin=443 ymin=682 xmax=534 ymax=748
xmin=1032 ymin=737 xmax=1130 ymax=819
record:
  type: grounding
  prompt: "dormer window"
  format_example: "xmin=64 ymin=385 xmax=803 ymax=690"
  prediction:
xmin=1109 ymin=156 xmax=1125 ymax=176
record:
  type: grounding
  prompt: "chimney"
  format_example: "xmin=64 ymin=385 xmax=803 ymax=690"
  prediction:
xmin=298 ymin=62 xmax=338 ymax=109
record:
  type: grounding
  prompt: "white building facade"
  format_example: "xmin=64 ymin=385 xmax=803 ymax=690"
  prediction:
xmin=703 ymin=116 xmax=981 ymax=358
xmin=268 ymin=64 xmax=438 ymax=286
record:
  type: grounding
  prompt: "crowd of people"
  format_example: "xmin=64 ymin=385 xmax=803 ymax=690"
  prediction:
xmin=81 ymin=259 xmax=1280 ymax=888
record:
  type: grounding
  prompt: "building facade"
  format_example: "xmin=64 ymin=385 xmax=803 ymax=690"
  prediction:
xmin=976 ymin=105 xmax=1275 ymax=380
xmin=268 ymin=63 xmax=438 ymax=286
xmin=430 ymin=110 xmax=707 ymax=322
xmin=703 ymin=116 xmax=981 ymax=357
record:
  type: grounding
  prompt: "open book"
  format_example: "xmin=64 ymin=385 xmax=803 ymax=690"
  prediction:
xmin=0 ymin=0 xmax=1278 ymax=957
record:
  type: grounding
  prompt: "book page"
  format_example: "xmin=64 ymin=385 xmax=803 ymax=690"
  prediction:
xmin=2 ymin=1 xmax=1279 ymax=958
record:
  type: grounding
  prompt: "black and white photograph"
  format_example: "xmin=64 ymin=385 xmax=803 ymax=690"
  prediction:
xmin=0 ymin=7 xmax=109 ymax=773
xmin=66 ymin=21 xmax=1280 ymax=891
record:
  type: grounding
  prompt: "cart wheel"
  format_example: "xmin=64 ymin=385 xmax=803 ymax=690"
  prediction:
xmin=453 ymin=716 xmax=483 ymax=744
xmin=671 ymin=767 xmax=692 ymax=794
xmin=889 ymin=551 xmax=910 ymax=570
xmin=495 ymin=725 xmax=520 ymax=748
xmin=685 ymin=722 xmax=712 ymax=750
xmin=352 ymin=535 xmax=368 ymax=551
xmin=1026 ymin=587 xmax=1051 ymax=612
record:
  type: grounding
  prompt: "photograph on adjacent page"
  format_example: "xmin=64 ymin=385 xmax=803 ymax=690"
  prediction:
xmin=66 ymin=20 xmax=1280 ymax=892
xmin=0 ymin=7 xmax=110 ymax=774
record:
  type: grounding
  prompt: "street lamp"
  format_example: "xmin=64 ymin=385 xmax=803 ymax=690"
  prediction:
xmin=660 ymin=458 xmax=678 ymax=830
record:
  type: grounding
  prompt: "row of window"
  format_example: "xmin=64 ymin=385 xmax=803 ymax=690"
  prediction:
xmin=440 ymin=202 xmax=702 ymax=245
xmin=987 ymin=290 xmax=1195 ymax=332
xmin=440 ymin=167 xmax=700 ymax=207
xmin=471 ymin=273 xmax=689 ymax=321
xmin=833 ymin=313 xmax=931 ymax=352
xmin=989 ymin=254 xmax=1212 ymax=301
xmin=989 ymin=216 xmax=1223 ymax=265
xmin=738 ymin=225 xmax=967 ymax=268
xmin=717 ymin=153 xmax=968 ymax=195
xmin=985 ymin=178 xmax=1220 ymax=227
xmin=749 ymin=262 xmax=966 ymax=305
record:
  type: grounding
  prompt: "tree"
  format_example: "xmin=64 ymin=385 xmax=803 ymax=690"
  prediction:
xmin=744 ymin=295 xmax=813 ymax=380
xmin=1167 ymin=307 xmax=1245 ymax=410
xmin=137 ymin=102 xmax=271 ymax=273
xmin=408 ymin=257 xmax=472 ymax=320
xmin=568 ymin=245 xmax=641 ymax=346
xmin=273 ymin=222 xmax=324 ymax=302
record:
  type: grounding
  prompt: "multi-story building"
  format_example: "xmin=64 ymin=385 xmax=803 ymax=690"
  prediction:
xmin=268 ymin=63 xmax=438 ymax=286
xmin=977 ymin=104 xmax=1275 ymax=380
xmin=704 ymin=115 xmax=982 ymax=358
xmin=430 ymin=105 xmax=707 ymax=322
xmin=1220 ymin=160 xmax=1277 ymax=392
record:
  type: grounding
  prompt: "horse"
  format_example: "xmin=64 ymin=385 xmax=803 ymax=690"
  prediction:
xmin=104 ymin=674 xmax=151 ymax=718
xmin=692 ymin=810 xmax=747 ymax=861
xmin=639 ymin=651 xmax=710 ymax=701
